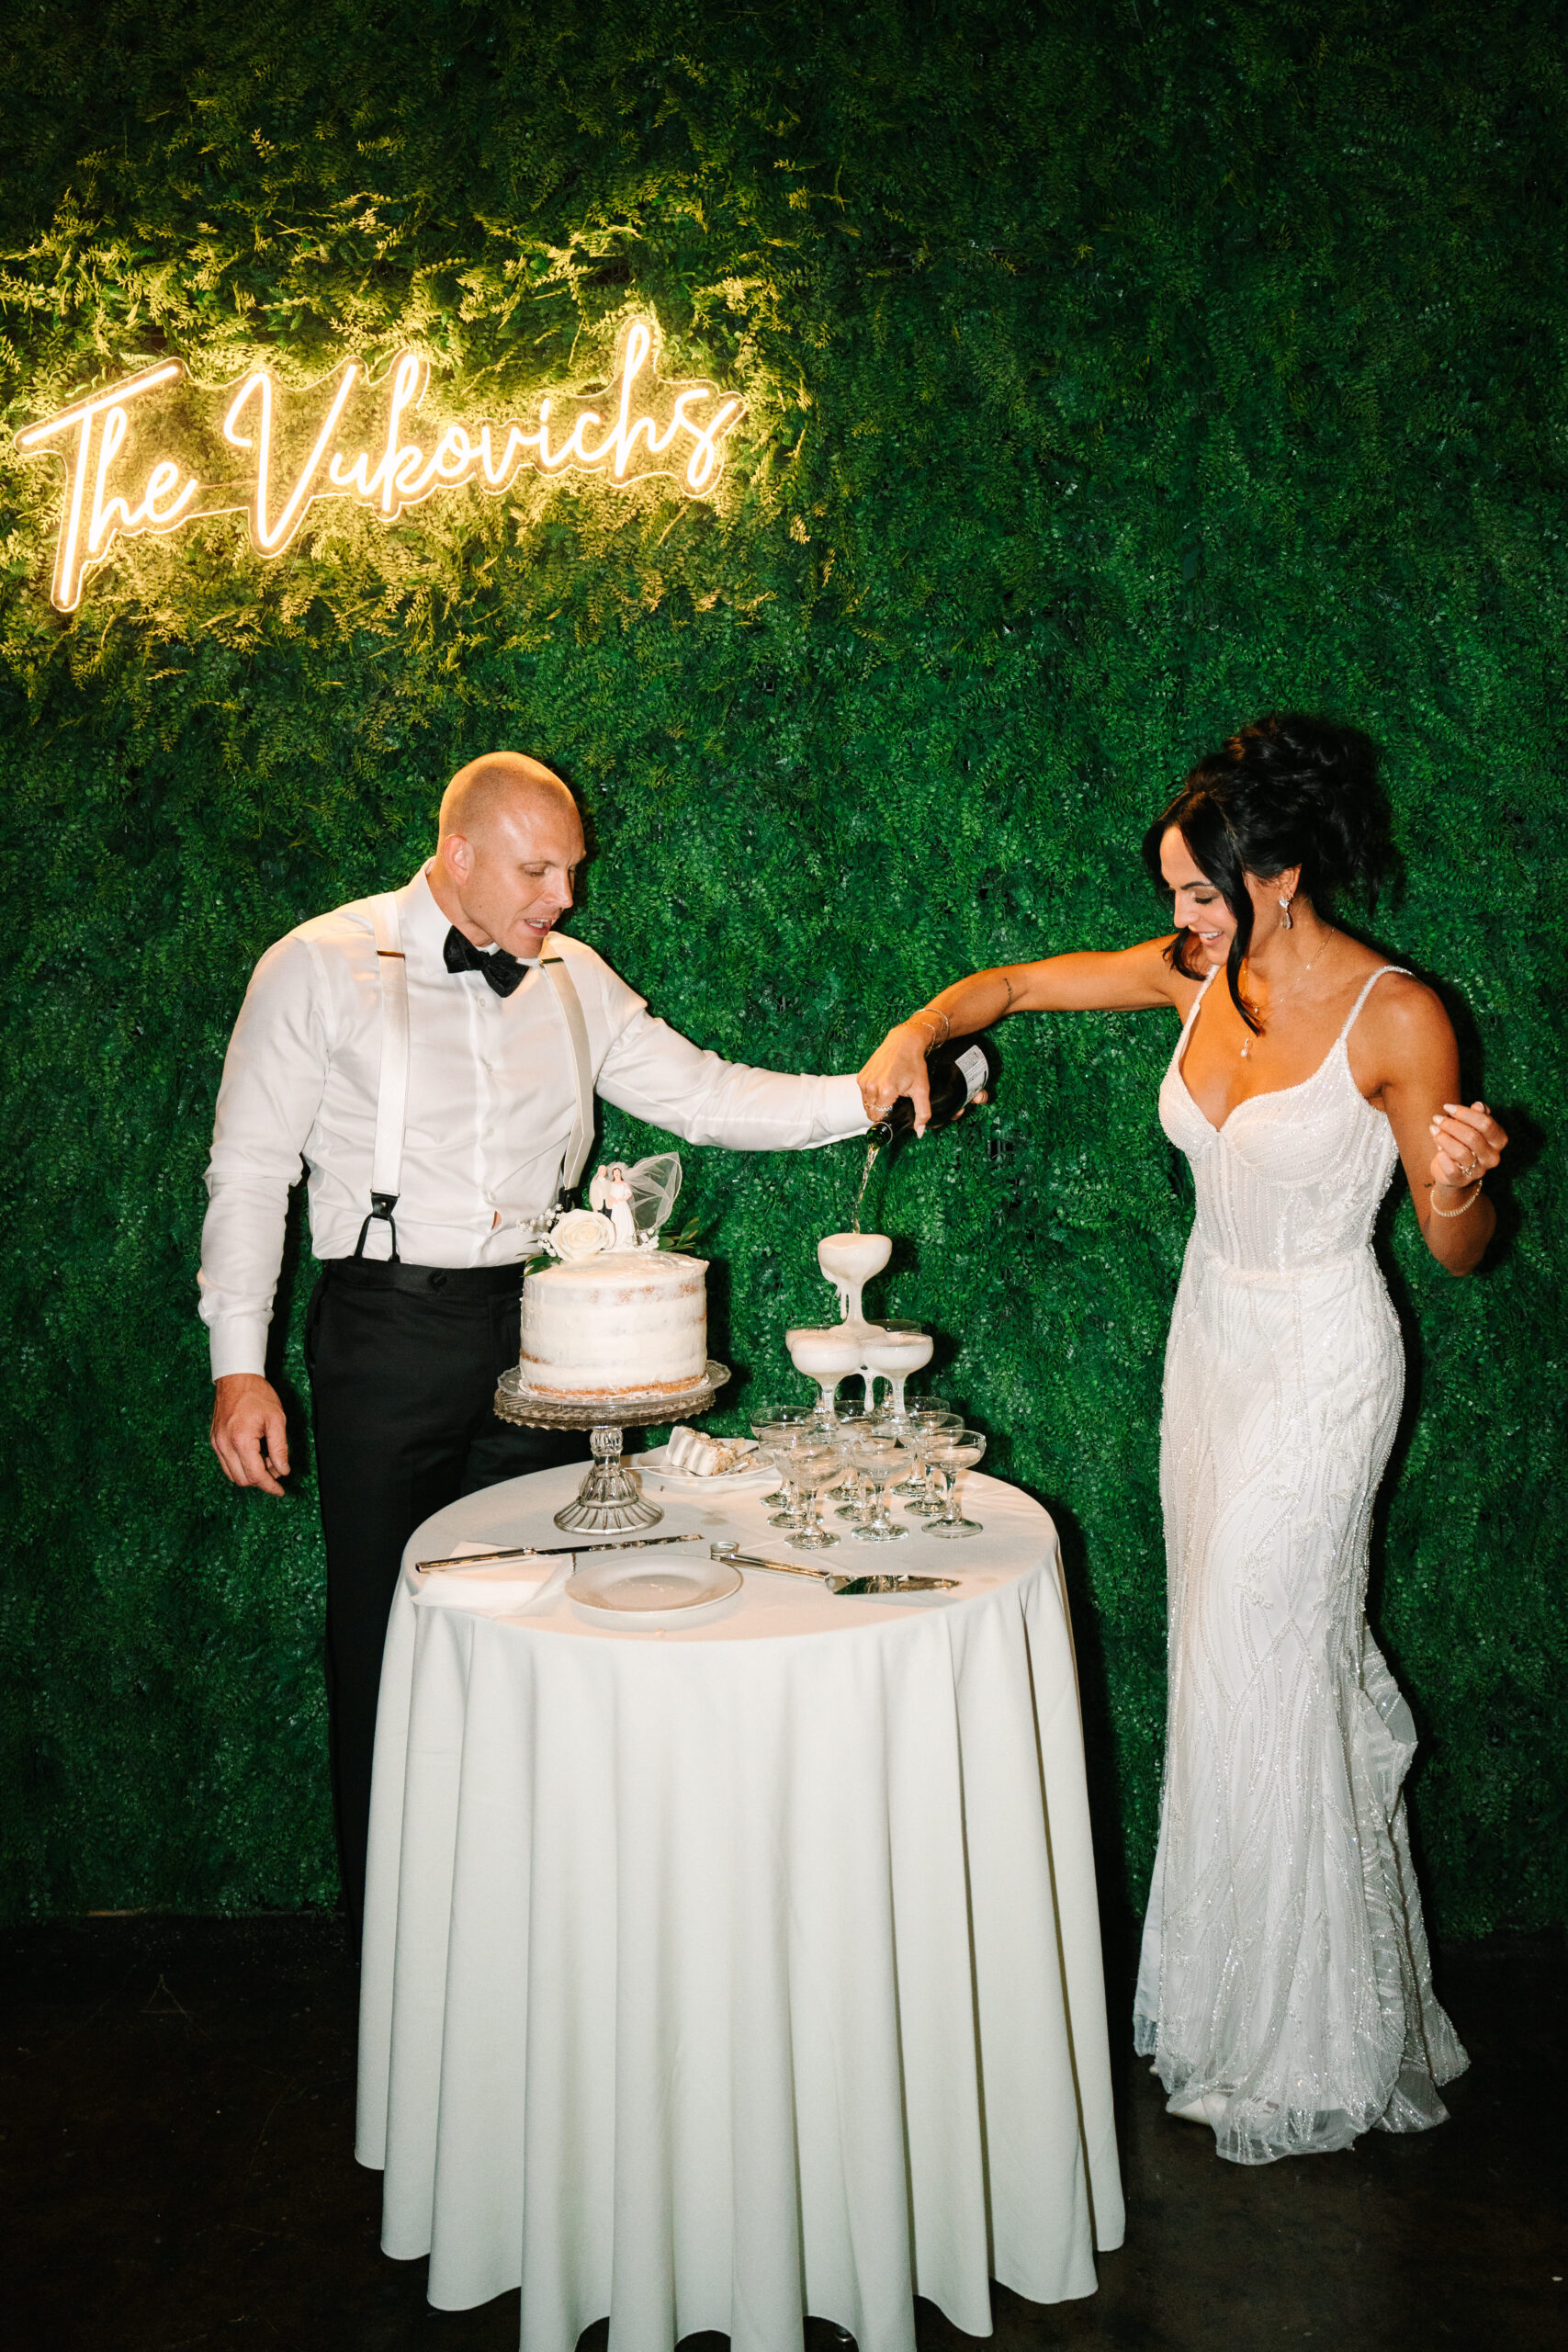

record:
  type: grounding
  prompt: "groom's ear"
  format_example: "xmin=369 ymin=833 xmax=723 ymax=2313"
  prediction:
xmin=437 ymin=831 xmax=474 ymax=888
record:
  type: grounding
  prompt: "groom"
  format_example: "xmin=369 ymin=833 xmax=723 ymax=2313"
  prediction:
xmin=200 ymin=751 xmax=867 ymax=1934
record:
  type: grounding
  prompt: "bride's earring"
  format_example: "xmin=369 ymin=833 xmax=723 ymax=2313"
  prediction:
xmin=1278 ymin=896 xmax=1293 ymax=931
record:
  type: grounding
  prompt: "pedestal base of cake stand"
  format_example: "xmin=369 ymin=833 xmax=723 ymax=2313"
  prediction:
xmin=492 ymin=1362 xmax=730 ymax=1534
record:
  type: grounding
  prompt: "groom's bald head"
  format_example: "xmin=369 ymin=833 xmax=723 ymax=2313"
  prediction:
xmin=438 ymin=751 xmax=577 ymax=845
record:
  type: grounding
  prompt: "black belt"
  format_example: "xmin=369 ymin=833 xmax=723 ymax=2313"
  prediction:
xmin=319 ymin=1257 xmax=528 ymax=1298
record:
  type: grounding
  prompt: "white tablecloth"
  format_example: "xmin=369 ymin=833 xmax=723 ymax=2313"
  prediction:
xmin=357 ymin=1459 xmax=1124 ymax=2352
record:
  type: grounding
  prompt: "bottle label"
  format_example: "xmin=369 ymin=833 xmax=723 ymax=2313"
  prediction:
xmin=954 ymin=1044 xmax=988 ymax=1102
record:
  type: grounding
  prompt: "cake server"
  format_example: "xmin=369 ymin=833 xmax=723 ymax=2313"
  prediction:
xmin=711 ymin=1544 xmax=957 ymax=1596
xmin=417 ymin=1532 xmax=708 ymax=1574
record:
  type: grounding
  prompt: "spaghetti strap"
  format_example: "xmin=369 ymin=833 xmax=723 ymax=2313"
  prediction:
xmin=1337 ymin=964 xmax=1410 ymax=1046
xmin=1179 ymin=966 xmax=1220 ymax=1042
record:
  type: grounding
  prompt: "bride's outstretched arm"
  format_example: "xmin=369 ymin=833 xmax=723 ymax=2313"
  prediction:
xmin=857 ymin=936 xmax=1184 ymax=1131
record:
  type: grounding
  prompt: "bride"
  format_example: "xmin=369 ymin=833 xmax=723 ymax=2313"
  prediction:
xmin=857 ymin=714 xmax=1507 ymax=2165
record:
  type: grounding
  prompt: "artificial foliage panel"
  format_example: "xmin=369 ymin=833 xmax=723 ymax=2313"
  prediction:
xmin=1 ymin=0 xmax=1563 ymax=1937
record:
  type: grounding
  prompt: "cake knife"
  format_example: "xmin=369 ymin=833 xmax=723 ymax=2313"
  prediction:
xmin=416 ymin=1532 xmax=708 ymax=1574
xmin=711 ymin=1544 xmax=958 ymax=1595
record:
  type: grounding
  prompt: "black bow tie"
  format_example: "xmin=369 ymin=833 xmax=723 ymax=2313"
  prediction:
xmin=443 ymin=926 xmax=529 ymax=998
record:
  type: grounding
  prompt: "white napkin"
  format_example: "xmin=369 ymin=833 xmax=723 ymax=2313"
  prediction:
xmin=412 ymin=1539 xmax=569 ymax=1613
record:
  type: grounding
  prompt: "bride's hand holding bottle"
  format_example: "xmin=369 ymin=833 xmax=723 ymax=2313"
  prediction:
xmin=857 ymin=1015 xmax=943 ymax=1134
xmin=855 ymin=1012 xmax=997 ymax=1137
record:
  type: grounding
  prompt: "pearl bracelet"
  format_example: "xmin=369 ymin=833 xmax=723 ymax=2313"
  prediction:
xmin=1429 ymin=1180 xmax=1483 ymax=1218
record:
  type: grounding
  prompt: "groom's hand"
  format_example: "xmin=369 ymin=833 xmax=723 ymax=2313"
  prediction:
xmin=211 ymin=1374 xmax=291 ymax=1495
xmin=858 ymin=1023 xmax=933 ymax=1135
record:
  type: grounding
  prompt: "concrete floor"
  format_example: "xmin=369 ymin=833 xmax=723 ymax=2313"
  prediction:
xmin=4 ymin=1915 xmax=1562 ymax=2351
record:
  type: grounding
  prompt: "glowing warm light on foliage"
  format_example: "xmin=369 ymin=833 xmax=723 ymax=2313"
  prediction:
xmin=16 ymin=317 xmax=745 ymax=610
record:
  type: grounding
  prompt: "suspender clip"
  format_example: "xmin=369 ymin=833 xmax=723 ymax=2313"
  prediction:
xmin=353 ymin=1192 xmax=401 ymax=1261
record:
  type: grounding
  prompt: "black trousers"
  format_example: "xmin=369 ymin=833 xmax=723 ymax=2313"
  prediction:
xmin=304 ymin=1257 xmax=586 ymax=1942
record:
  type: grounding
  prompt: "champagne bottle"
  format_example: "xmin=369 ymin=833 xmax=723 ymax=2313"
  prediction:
xmin=879 ymin=1034 xmax=998 ymax=1136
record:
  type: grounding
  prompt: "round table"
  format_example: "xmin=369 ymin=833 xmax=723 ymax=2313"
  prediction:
xmin=355 ymin=1458 xmax=1125 ymax=2352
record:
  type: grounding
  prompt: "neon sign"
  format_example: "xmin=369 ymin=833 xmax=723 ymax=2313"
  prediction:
xmin=15 ymin=317 xmax=745 ymax=611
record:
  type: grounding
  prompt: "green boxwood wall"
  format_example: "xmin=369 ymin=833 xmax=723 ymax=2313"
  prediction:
xmin=2 ymin=1 xmax=1562 ymax=1934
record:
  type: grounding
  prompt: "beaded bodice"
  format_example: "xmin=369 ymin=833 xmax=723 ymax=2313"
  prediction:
xmin=1157 ymin=967 xmax=1407 ymax=1273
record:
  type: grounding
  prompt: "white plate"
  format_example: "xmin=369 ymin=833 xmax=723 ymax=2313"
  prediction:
xmin=637 ymin=1441 xmax=772 ymax=1492
xmin=565 ymin=1554 xmax=744 ymax=1627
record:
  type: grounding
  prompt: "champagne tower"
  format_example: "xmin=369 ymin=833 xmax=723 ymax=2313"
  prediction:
xmin=784 ymin=1232 xmax=932 ymax=1418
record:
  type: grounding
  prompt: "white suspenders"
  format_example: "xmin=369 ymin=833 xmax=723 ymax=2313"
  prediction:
xmin=539 ymin=952 xmax=594 ymax=1193
xmin=355 ymin=892 xmax=410 ymax=1258
xmin=354 ymin=892 xmax=594 ymax=1260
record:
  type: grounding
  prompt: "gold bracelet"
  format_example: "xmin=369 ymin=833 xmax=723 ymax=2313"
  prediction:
xmin=908 ymin=1008 xmax=951 ymax=1049
xmin=1429 ymin=1181 xmax=1483 ymax=1219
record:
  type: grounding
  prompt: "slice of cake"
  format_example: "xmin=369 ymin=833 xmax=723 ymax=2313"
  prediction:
xmin=664 ymin=1425 xmax=757 ymax=1475
xmin=519 ymin=1250 xmax=708 ymax=1399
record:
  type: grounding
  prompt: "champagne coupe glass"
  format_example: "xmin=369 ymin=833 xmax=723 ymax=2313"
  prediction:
xmin=846 ymin=1430 xmax=917 ymax=1542
xmin=787 ymin=1436 xmax=844 ymax=1551
xmin=861 ymin=1327 xmax=933 ymax=1425
xmin=758 ymin=1422 xmax=810 ymax=1529
xmin=820 ymin=1405 xmax=873 ymax=1518
xmin=784 ymin=1326 xmax=866 ymax=1423
xmin=836 ymin=1471 xmax=875 ymax=1524
xmin=864 ymin=1329 xmax=922 ymax=1417
xmin=750 ymin=1405 xmax=817 ymax=1506
xmin=899 ymin=1408 xmax=962 ymax=1510
xmin=927 ymin=1430 xmax=987 ymax=1539
xmin=816 ymin=1232 xmax=891 ymax=1328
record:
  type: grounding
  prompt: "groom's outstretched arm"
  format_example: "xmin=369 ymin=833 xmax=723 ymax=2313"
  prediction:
xmin=595 ymin=1002 xmax=868 ymax=1152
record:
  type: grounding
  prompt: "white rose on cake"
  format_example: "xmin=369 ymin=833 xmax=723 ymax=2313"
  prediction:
xmin=547 ymin=1208 xmax=615 ymax=1262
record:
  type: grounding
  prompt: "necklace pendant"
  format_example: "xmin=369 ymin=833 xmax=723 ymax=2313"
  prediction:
xmin=1239 ymin=1043 xmax=1251 ymax=1060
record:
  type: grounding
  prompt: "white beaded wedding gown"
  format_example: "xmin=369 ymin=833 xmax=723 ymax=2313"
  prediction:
xmin=1133 ymin=965 xmax=1468 ymax=2165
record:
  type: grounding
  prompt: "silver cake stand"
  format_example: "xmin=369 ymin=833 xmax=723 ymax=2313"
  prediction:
xmin=492 ymin=1360 xmax=731 ymax=1533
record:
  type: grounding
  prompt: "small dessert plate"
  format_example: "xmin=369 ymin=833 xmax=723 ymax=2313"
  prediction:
xmin=637 ymin=1442 xmax=771 ymax=1493
xmin=565 ymin=1553 xmax=744 ymax=1627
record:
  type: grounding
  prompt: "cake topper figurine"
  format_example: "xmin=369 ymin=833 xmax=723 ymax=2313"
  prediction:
xmin=545 ymin=1154 xmax=686 ymax=1260
xmin=598 ymin=1164 xmax=640 ymax=1252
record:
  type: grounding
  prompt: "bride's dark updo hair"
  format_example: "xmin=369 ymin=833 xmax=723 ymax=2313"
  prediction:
xmin=1142 ymin=713 xmax=1394 ymax=1031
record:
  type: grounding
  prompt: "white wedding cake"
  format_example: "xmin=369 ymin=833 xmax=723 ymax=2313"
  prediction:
xmin=517 ymin=1154 xmax=707 ymax=1400
xmin=520 ymin=1249 xmax=708 ymax=1399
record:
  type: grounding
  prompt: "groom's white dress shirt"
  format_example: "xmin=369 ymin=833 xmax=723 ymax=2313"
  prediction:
xmin=199 ymin=863 xmax=865 ymax=1379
